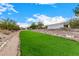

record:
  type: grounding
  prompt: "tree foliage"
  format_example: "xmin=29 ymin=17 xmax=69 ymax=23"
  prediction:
xmin=68 ymin=5 xmax=79 ymax=28
xmin=0 ymin=18 xmax=20 ymax=31
xmin=30 ymin=22 xmax=37 ymax=29
xmin=69 ymin=18 xmax=79 ymax=28
xmin=73 ymin=5 xmax=79 ymax=16
xmin=29 ymin=22 xmax=44 ymax=29
xmin=37 ymin=22 xmax=44 ymax=29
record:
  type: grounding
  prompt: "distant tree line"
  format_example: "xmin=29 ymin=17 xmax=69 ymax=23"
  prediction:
xmin=0 ymin=18 xmax=20 ymax=31
xmin=28 ymin=22 xmax=47 ymax=29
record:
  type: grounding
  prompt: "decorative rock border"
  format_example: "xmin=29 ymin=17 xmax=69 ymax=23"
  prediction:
xmin=32 ymin=29 xmax=79 ymax=42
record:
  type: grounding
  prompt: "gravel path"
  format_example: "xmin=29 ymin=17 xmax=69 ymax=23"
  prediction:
xmin=0 ymin=31 xmax=20 ymax=56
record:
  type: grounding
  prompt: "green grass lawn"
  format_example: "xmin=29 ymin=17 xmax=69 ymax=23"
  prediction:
xmin=20 ymin=30 xmax=79 ymax=56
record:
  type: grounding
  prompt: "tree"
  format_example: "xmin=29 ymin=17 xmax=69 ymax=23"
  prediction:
xmin=37 ymin=22 xmax=44 ymax=29
xmin=69 ymin=18 xmax=79 ymax=28
xmin=73 ymin=5 xmax=79 ymax=16
xmin=29 ymin=22 xmax=44 ymax=29
xmin=30 ymin=22 xmax=37 ymax=29
xmin=68 ymin=4 xmax=79 ymax=28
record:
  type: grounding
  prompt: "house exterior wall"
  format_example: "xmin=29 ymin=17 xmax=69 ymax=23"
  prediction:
xmin=47 ymin=23 xmax=64 ymax=29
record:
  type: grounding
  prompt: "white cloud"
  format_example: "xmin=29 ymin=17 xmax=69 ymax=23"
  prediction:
xmin=8 ymin=13 xmax=12 ymax=15
xmin=0 ymin=3 xmax=18 ymax=14
xmin=34 ymin=3 xmax=57 ymax=8
xmin=27 ymin=18 xmax=36 ymax=22
xmin=10 ymin=7 xmax=18 ymax=13
xmin=0 ymin=12 xmax=2 ymax=15
xmin=0 ymin=6 xmax=7 ymax=14
xmin=17 ymin=22 xmax=30 ymax=28
xmin=1 ymin=3 xmax=14 ymax=7
xmin=17 ymin=14 xmax=66 ymax=28
xmin=27 ymin=14 xmax=66 ymax=25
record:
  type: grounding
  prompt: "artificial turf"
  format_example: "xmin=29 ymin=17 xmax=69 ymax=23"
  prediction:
xmin=20 ymin=30 xmax=79 ymax=56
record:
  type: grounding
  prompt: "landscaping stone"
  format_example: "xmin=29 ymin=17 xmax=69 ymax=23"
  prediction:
xmin=33 ymin=29 xmax=79 ymax=41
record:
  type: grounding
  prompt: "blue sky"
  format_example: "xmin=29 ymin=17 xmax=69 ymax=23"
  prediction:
xmin=0 ymin=3 xmax=78 ymax=27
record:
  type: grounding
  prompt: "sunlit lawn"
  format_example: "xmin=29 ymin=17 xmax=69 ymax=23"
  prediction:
xmin=20 ymin=30 xmax=79 ymax=56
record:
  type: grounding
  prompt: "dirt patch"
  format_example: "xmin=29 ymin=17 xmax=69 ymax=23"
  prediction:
xmin=0 ymin=31 xmax=20 ymax=56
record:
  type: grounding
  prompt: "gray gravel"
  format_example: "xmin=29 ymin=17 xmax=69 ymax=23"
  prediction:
xmin=32 ymin=29 xmax=79 ymax=41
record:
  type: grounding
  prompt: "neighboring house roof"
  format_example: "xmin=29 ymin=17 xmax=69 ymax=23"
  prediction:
xmin=47 ymin=22 xmax=65 ymax=26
